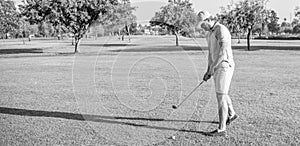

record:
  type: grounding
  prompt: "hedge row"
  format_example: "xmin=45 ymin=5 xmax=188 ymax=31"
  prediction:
xmin=254 ymin=35 xmax=300 ymax=40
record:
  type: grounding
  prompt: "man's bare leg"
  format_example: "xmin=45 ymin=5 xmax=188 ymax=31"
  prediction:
xmin=226 ymin=95 xmax=235 ymax=118
xmin=216 ymin=93 xmax=228 ymax=131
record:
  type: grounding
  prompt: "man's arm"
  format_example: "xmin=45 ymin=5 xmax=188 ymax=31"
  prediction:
xmin=206 ymin=32 xmax=213 ymax=75
xmin=203 ymin=33 xmax=213 ymax=81
xmin=207 ymin=52 xmax=213 ymax=75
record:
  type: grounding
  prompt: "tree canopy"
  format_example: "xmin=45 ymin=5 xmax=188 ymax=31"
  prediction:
xmin=219 ymin=5 xmax=244 ymax=43
xmin=100 ymin=0 xmax=136 ymax=39
xmin=266 ymin=10 xmax=280 ymax=34
xmin=20 ymin=0 xmax=119 ymax=53
xmin=219 ymin=0 xmax=268 ymax=50
xmin=150 ymin=0 xmax=197 ymax=46
xmin=0 ymin=0 xmax=20 ymax=38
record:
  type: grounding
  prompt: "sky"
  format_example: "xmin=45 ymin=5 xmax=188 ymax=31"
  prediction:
xmin=130 ymin=0 xmax=300 ymax=23
xmin=13 ymin=0 xmax=300 ymax=23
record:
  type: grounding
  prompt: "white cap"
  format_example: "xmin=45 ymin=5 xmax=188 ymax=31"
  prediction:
xmin=197 ymin=11 xmax=212 ymax=21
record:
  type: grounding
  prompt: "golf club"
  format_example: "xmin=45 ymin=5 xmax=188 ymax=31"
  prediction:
xmin=172 ymin=80 xmax=205 ymax=109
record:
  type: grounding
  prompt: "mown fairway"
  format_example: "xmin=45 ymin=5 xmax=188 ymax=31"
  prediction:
xmin=0 ymin=36 xmax=299 ymax=145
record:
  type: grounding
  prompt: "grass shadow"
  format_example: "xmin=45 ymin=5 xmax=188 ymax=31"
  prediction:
xmin=232 ymin=45 xmax=300 ymax=51
xmin=0 ymin=107 xmax=216 ymax=135
xmin=0 ymin=51 xmax=120 ymax=59
xmin=80 ymin=43 xmax=138 ymax=47
xmin=0 ymin=48 xmax=43 ymax=54
xmin=110 ymin=45 xmax=207 ymax=52
xmin=57 ymin=52 xmax=76 ymax=55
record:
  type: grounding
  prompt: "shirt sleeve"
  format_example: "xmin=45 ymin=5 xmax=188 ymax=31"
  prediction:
xmin=211 ymin=26 xmax=231 ymax=71
xmin=215 ymin=26 xmax=231 ymax=49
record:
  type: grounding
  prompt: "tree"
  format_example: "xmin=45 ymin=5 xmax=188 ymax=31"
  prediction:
xmin=0 ymin=0 xmax=20 ymax=39
xmin=37 ymin=22 xmax=47 ymax=37
xmin=18 ymin=19 xmax=38 ymax=38
xmin=281 ymin=18 xmax=293 ymax=34
xmin=295 ymin=6 xmax=300 ymax=20
xmin=292 ymin=18 xmax=300 ymax=27
xmin=129 ymin=22 xmax=138 ymax=35
xmin=46 ymin=23 xmax=55 ymax=37
xmin=219 ymin=4 xmax=244 ymax=43
xmin=292 ymin=6 xmax=300 ymax=34
xmin=293 ymin=24 xmax=300 ymax=34
xmin=252 ymin=24 xmax=263 ymax=35
xmin=281 ymin=18 xmax=291 ymax=27
xmin=100 ymin=0 xmax=136 ymax=41
xmin=267 ymin=10 xmax=280 ymax=34
xmin=292 ymin=6 xmax=300 ymax=27
xmin=233 ymin=0 xmax=267 ymax=51
xmin=114 ymin=0 xmax=136 ymax=41
xmin=136 ymin=23 xmax=145 ymax=34
xmin=150 ymin=0 xmax=197 ymax=46
xmin=20 ymin=0 xmax=118 ymax=53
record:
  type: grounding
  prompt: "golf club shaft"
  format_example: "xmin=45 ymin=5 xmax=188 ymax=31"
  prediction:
xmin=176 ymin=80 xmax=205 ymax=108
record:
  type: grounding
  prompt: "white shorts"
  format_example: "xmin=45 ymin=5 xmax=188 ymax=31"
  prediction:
xmin=213 ymin=61 xmax=234 ymax=94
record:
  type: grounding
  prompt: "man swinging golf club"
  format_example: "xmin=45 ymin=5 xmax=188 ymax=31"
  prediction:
xmin=197 ymin=11 xmax=238 ymax=136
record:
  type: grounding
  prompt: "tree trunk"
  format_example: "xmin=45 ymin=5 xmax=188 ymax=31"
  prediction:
xmin=21 ymin=32 xmax=25 ymax=45
xmin=247 ymin=28 xmax=251 ymax=51
xmin=72 ymin=37 xmax=74 ymax=45
xmin=175 ymin=33 xmax=179 ymax=46
xmin=126 ymin=25 xmax=131 ymax=42
xmin=237 ymin=33 xmax=241 ymax=44
xmin=74 ymin=38 xmax=80 ymax=53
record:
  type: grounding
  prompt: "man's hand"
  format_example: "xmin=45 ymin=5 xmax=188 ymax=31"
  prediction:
xmin=203 ymin=72 xmax=211 ymax=81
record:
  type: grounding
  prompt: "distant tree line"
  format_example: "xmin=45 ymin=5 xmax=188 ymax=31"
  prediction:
xmin=218 ymin=0 xmax=300 ymax=50
xmin=150 ymin=0 xmax=300 ymax=50
xmin=1 ymin=0 xmax=300 ymax=51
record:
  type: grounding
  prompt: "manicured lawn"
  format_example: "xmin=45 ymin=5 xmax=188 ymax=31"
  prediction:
xmin=0 ymin=36 xmax=299 ymax=145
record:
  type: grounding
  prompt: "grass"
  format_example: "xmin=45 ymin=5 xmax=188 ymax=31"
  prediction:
xmin=0 ymin=36 xmax=299 ymax=145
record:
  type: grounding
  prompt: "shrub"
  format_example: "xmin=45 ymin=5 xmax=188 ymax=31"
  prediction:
xmin=254 ymin=35 xmax=300 ymax=40
xmin=293 ymin=24 xmax=300 ymax=34
xmin=283 ymin=27 xmax=293 ymax=34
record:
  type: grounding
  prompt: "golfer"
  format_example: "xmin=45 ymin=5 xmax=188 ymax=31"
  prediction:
xmin=197 ymin=11 xmax=238 ymax=136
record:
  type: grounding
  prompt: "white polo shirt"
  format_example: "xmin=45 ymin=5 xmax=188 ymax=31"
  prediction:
xmin=206 ymin=22 xmax=234 ymax=75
